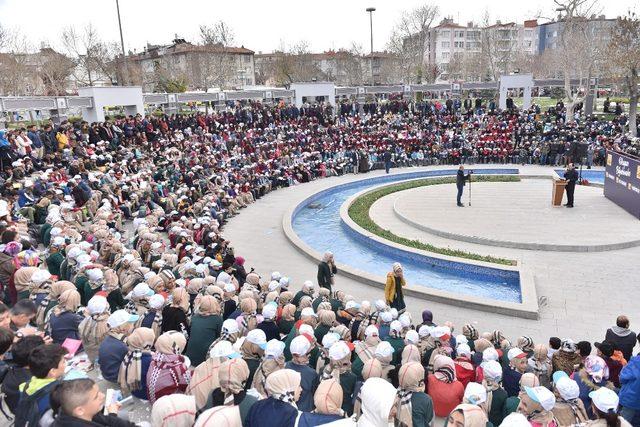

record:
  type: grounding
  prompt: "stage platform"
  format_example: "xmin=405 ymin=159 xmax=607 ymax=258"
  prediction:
xmin=391 ymin=179 xmax=640 ymax=252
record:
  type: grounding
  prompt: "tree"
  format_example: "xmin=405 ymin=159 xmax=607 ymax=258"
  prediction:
xmin=479 ymin=11 xmax=520 ymax=82
xmin=268 ymin=41 xmax=322 ymax=87
xmin=0 ymin=30 xmax=35 ymax=95
xmin=386 ymin=3 xmax=439 ymax=83
xmin=334 ymin=44 xmax=364 ymax=86
xmin=552 ymin=0 xmax=605 ymax=122
xmin=36 ymin=48 xmax=75 ymax=95
xmin=198 ymin=21 xmax=240 ymax=90
xmin=608 ymin=12 xmax=640 ymax=136
xmin=61 ymin=24 xmax=118 ymax=87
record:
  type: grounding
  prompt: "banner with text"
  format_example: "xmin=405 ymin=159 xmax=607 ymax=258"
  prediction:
xmin=604 ymin=150 xmax=640 ymax=219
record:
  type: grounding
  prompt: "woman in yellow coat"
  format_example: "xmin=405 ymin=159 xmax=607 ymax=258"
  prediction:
xmin=385 ymin=262 xmax=406 ymax=312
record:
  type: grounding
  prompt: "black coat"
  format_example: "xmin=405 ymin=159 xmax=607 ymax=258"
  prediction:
xmin=317 ymin=261 xmax=336 ymax=290
xmin=605 ymin=328 xmax=637 ymax=362
xmin=456 ymin=169 xmax=468 ymax=187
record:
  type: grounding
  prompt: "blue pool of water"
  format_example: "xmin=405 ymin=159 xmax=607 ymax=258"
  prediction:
xmin=291 ymin=169 xmax=523 ymax=303
xmin=555 ymin=169 xmax=605 ymax=184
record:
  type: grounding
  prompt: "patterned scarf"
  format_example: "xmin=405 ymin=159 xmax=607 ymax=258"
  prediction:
xmin=118 ymin=327 xmax=155 ymax=394
xmin=147 ymin=352 xmax=191 ymax=404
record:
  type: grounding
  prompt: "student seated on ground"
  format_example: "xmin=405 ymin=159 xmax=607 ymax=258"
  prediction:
xmin=9 ymin=299 xmax=37 ymax=331
xmin=14 ymin=343 xmax=67 ymax=426
xmin=49 ymin=377 xmax=137 ymax=427
xmin=1 ymin=334 xmax=43 ymax=411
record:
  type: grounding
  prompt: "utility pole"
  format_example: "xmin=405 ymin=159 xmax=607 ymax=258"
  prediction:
xmin=116 ymin=0 xmax=128 ymax=86
xmin=366 ymin=7 xmax=376 ymax=85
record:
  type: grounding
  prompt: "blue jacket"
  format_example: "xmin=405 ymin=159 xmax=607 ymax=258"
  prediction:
xmin=502 ymin=367 xmax=523 ymax=397
xmin=27 ymin=131 xmax=43 ymax=148
xmin=245 ymin=397 xmax=298 ymax=427
xmin=49 ymin=311 xmax=83 ymax=345
xmin=98 ymin=335 xmax=128 ymax=383
xmin=620 ymin=355 xmax=640 ymax=410
xmin=297 ymin=412 xmax=343 ymax=427
xmin=285 ymin=361 xmax=319 ymax=412
xmin=130 ymin=353 xmax=152 ymax=400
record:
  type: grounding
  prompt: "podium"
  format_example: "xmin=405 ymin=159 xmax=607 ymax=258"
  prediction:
xmin=552 ymin=179 xmax=567 ymax=206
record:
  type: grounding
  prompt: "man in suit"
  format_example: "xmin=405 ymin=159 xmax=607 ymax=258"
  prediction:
xmin=456 ymin=165 xmax=471 ymax=207
xmin=564 ymin=163 xmax=579 ymax=208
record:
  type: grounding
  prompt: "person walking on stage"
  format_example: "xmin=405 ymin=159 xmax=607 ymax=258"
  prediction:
xmin=564 ymin=163 xmax=579 ymax=208
xmin=456 ymin=165 xmax=471 ymax=207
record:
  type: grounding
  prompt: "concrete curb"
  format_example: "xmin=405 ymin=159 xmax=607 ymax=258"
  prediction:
xmin=283 ymin=172 xmax=540 ymax=320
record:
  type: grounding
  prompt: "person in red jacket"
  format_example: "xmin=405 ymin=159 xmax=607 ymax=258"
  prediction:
xmin=427 ymin=354 xmax=464 ymax=417
xmin=454 ymin=343 xmax=476 ymax=388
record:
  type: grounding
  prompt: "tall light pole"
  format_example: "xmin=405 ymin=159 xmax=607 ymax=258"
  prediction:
xmin=116 ymin=0 xmax=128 ymax=86
xmin=366 ymin=7 xmax=376 ymax=85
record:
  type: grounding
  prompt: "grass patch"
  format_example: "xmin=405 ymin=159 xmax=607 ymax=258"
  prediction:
xmin=348 ymin=175 xmax=520 ymax=266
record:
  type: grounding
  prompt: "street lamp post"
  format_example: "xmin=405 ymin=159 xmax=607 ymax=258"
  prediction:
xmin=366 ymin=7 xmax=376 ymax=86
xmin=116 ymin=0 xmax=128 ymax=86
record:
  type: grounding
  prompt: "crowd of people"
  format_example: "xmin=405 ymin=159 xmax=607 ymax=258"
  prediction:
xmin=0 ymin=98 xmax=637 ymax=427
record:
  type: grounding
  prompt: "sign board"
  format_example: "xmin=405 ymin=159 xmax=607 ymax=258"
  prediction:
xmin=604 ymin=150 xmax=640 ymax=219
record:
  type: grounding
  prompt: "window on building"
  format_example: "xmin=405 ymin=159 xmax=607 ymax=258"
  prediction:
xmin=454 ymin=41 xmax=464 ymax=48
xmin=244 ymin=55 xmax=251 ymax=63
xmin=440 ymin=30 xmax=450 ymax=37
xmin=442 ymin=51 xmax=450 ymax=59
xmin=455 ymin=31 xmax=465 ymax=38
xmin=441 ymin=41 xmax=450 ymax=48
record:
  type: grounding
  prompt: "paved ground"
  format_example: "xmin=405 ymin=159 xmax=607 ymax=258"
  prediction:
xmin=224 ymin=164 xmax=640 ymax=347
xmin=392 ymin=179 xmax=640 ymax=249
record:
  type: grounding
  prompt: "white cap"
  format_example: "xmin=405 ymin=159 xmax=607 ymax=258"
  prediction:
xmin=431 ymin=326 xmax=451 ymax=339
xmin=322 ymin=332 xmax=340 ymax=349
xmin=389 ymin=308 xmax=398 ymax=319
xmin=52 ymin=236 xmax=66 ymax=247
xmin=555 ymin=377 xmax=580 ymax=400
xmin=122 ymin=254 xmax=134 ymax=262
xmin=364 ymin=325 xmax=379 ymax=339
xmin=390 ymin=320 xmax=402 ymax=333
xmin=374 ymin=299 xmax=386 ymax=311
xmin=457 ymin=343 xmax=472 ymax=357
xmin=399 ymin=313 xmax=411 ymax=328
xmin=405 ymin=330 xmax=419 ymax=345
xmin=87 ymin=295 xmax=109 ymax=315
xmin=67 ymin=247 xmax=83 ymax=259
xmin=290 ymin=335 xmax=312 ymax=355
xmin=148 ymin=294 xmax=165 ymax=309
xmin=464 ymin=382 xmax=487 ymax=405
xmin=482 ymin=360 xmax=503 ymax=381
xmin=299 ymin=324 xmax=314 ymax=336
xmin=107 ymin=309 xmax=139 ymax=329
xmin=223 ymin=282 xmax=236 ymax=293
xmin=482 ymin=347 xmax=499 ymax=362
xmin=380 ymin=311 xmax=393 ymax=323
xmin=508 ymin=348 xmax=527 ymax=361
xmin=31 ymin=270 xmax=52 ymax=284
xmin=222 ymin=319 xmax=239 ymax=334
xmin=500 ymin=413 xmax=530 ymax=427
xmin=265 ymin=339 xmax=286 ymax=358
xmin=524 ymin=386 xmax=555 ymax=411
xmin=279 ymin=277 xmax=289 ymax=288
xmin=301 ymin=307 xmax=317 ymax=318
xmin=130 ymin=283 xmax=154 ymax=298
xmin=76 ymin=253 xmax=92 ymax=267
xmin=246 ymin=329 xmax=267 ymax=349
xmin=329 ymin=341 xmax=351 ymax=360
xmin=270 ymin=271 xmax=281 ymax=281
xmin=268 ymin=280 xmax=280 ymax=292
xmin=418 ymin=325 xmax=433 ymax=338
xmin=262 ymin=303 xmax=277 ymax=320
xmin=175 ymin=278 xmax=186 ymax=287
xmin=589 ymin=387 xmax=619 ymax=413
xmin=456 ymin=335 xmax=469 ymax=345
xmin=210 ymin=341 xmax=240 ymax=359
xmin=86 ymin=268 xmax=104 ymax=282
xmin=345 ymin=300 xmax=360 ymax=311
xmin=375 ymin=341 xmax=394 ymax=358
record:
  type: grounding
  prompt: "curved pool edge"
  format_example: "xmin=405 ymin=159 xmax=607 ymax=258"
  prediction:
xmin=283 ymin=172 xmax=540 ymax=320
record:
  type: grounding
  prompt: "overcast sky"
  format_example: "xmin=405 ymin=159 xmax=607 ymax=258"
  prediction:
xmin=0 ymin=0 xmax=636 ymax=54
